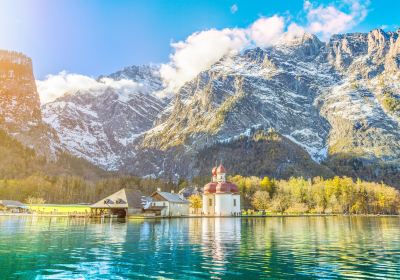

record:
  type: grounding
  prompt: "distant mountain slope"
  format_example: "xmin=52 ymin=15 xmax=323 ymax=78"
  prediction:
xmin=195 ymin=130 xmax=334 ymax=179
xmin=42 ymin=65 xmax=167 ymax=170
xmin=0 ymin=129 xmax=108 ymax=180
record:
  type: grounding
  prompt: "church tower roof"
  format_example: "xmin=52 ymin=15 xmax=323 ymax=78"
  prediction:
xmin=204 ymin=165 xmax=238 ymax=194
xmin=216 ymin=164 xmax=226 ymax=174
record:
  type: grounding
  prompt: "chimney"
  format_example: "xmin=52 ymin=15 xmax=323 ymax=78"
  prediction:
xmin=171 ymin=190 xmax=175 ymax=194
xmin=157 ymin=187 xmax=161 ymax=192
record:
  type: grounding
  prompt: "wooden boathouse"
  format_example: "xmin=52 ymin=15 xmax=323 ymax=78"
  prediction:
xmin=91 ymin=188 xmax=143 ymax=218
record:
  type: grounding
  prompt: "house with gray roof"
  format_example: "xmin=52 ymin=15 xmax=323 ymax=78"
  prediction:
xmin=149 ymin=190 xmax=190 ymax=217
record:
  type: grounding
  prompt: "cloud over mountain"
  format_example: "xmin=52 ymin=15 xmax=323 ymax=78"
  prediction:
xmin=37 ymin=71 xmax=144 ymax=104
xmin=36 ymin=1 xmax=370 ymax=101
xmin=304 ymin=0 xmax=369 ymax=40
xmin=159 ymin=0 xmax=369 ymax=93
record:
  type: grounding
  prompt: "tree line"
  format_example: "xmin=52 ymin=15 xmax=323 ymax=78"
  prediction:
xmin=1 ymin=171 xmax=399 ymax=215
xmin=229 ymin=175 xmax=400 ymax=215
xmin=0 ymin=175 xmax=180 ymax=204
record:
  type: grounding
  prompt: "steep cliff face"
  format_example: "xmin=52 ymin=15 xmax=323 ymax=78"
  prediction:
xmin=139 ymin=29 xmax=400 ymax=184
xmin=143 ymin=34 xmax=334 ymax=163
xmin=322 ymin=30 xmax=400 ymax=159
xmin=0 ymin=50 xmax=55 ymax=156
xmin=0 ymin=51 xmax=41 ymax=132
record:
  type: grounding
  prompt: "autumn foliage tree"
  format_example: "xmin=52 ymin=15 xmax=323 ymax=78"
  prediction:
xmin=251 ymin=191 xmax=270 ymax=211
xmin=188 ymin=194 xmax=202 ymax=214
xmin=229 ymin=175 xmax=400 ymax=215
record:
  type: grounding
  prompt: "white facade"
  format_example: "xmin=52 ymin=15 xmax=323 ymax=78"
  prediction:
xmin=202 ymin=165 xmax=241 ymax=216
xmin=151 ymin=191 xmax=190 ymax=216
xmin=202 ymin=194 xmax=216 ymax=215
xmin=203 ymin=193 xmax=240 ymax=216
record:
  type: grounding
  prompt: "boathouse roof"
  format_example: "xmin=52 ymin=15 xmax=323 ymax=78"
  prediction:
xmin=91 ymin=188 xmax=144 ymax=209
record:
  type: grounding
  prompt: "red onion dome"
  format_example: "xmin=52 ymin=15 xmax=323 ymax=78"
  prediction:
xmin=211 ymin=166 xmax=217 ymax=176
xmin=228 ymin=182 xmax=239 ymax=193
xmin=204 ymin=182 xmax=217 ymax=194
xmin=216 ymin=164 xmax=226 ymax=174
xmin=216 ymin=182 xmax=239 ymax=193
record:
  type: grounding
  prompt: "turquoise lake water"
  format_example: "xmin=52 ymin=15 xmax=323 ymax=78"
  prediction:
xmin=0 ymin=216 xmax=399 ymax=279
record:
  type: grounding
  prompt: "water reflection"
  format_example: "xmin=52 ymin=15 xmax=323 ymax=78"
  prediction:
xmin=191 ymin=218 xmax=242 ymax=277
xmin=0 ymin=216 xmax=400 ymax=279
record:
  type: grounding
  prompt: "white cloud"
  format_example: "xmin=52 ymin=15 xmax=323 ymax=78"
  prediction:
xmin=37 ymin=71 xmax=143 ymax=104
xmin=304 ymin=0 xmax=369 ymax=40
xmin=230 ymin=4 xmax=238 ymax=14
xmin=160 ymin=16 xmax=287 ymax=93
xmin=160 ymin=28 xmax=248 ymax=92
xmin=249 ymin=16 xmax=285 ymax=48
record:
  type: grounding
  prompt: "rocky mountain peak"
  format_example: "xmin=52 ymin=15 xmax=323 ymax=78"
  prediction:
xmin=0 ymin=50 xmax=56 ymax=157
xmin=0 ymin=50 xmax=41 ymax=130
xmin=275 ymin=32 xmax=323 ymax=58
xmin=100 ymin=64 xmax=163 ymax=94
xmin=326 ymin=29 xmax=400 ymax=75
xmin=0 ymin=50 xmax=34 ymax=79
xmin=367 ymin=29 xmax=391 ymax=57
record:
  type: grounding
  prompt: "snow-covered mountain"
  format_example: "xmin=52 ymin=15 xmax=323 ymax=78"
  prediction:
xmin=42 ymin=65 xmax=167 ymax=170
xmin=144 ymin=29 xmax=400 ymax=162
xmin=5 ymin=29 xmax=399 ymax=186
xmin=143 ymin=34 xmax=334 ymax=162
xmin=139 ymin=29 xmax=400 ymax=184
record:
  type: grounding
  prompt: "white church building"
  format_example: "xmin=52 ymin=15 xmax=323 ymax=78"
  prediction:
xmin=202 ymin=165 xmax=241 ymax=216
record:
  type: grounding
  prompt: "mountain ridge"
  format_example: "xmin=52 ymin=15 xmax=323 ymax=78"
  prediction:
xmin=1 ymin=29 xmax=400 ymax=186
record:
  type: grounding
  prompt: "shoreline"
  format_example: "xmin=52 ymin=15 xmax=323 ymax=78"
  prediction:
xmin=1 ymin=213 xmax=399 ymax=218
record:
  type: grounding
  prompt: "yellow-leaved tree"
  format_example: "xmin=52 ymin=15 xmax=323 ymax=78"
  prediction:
xmin=188 ymin=194 xmax=202 ymax=214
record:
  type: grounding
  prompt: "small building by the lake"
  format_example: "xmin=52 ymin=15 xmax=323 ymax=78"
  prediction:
xmin=91 ymin=188 xmax=144 ymax=218
xmin=0 ymin=200 xmax=28 ymax=213
xmin=148 ymin=190 xmax=190 ymax=217
xmin=202 ymin=165 xmax=241 ymax=216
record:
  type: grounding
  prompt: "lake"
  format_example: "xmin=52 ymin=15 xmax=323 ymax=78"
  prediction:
xmin=0 ymin=216 xmax=399 ymax=279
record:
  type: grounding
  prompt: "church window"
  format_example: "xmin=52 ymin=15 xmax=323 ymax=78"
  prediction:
xmin=233 ymin=199 xmax=236 ymax=207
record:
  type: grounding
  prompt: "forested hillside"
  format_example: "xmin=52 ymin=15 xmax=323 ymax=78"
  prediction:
xmin=0 ymin=128 xmax=182 ymax=203
xmin=0 ymin=129 xmax=108 ymax=180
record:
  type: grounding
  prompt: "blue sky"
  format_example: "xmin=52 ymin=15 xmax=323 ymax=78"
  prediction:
xmin=0 ymin=0 xmax=399 ymax=79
